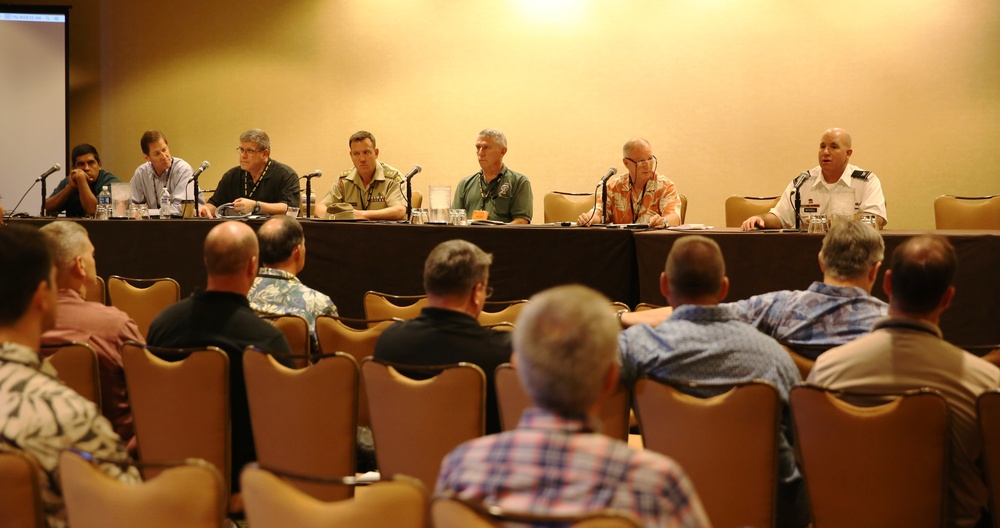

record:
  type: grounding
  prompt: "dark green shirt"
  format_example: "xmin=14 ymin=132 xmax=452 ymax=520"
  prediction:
xmin=48 ymin=170 xmax=121 ymax=217
xmin=452 ymin=165 xmax=533 ymax=223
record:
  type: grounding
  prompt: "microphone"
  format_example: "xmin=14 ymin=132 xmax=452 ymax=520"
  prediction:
xmin=192 ymin=161 xmax=210 ymax=178
xmin=35 ymin=163 xmax=61 ymax=182
xmin=301 ymin=169 xmax=323 ymax=179
xmin=792 ymin=170 xmax=810 ymax=189
xmin=403 ymin=165 xmax=422 ymax=181
xmin=599 ymin=167 xmax=617 ymax=185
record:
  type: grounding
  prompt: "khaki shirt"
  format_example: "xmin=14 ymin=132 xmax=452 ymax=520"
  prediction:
xmin=321 ymin=162 xmax=405 ymax=216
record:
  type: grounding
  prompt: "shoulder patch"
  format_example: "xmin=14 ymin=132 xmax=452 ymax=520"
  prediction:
xmin=340 ymin=170 xmax=352 ymax=178
xmin=851 ymin=170 xmax=871 ymax=180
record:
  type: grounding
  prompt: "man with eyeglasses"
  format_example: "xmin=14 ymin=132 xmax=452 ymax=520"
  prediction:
xmin=45 ymin=143 xmax=122 ymax=217
xmin=577 ymin=138 xmax=682 ymax=227
xmin=201 ymin=128 xmax=300 ymax=218
xmin=452 ymin=128 xmax=533 ymax=224
xmin=374 ymin=239 xmax=512 ymax=434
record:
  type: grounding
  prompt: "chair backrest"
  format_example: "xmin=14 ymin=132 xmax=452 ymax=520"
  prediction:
xmin=0 ymin=451 xmax=44 ymax=528
xmin=431 ymin=495 xmax=642 ymax=528
xmin=241 ymin=466 xmax=428 ymax=528
xmin=121 ymin=343 xmax=231 ymax=493
xmin=544 ymin=191 xmax=595 ymax=223
xmin=411 ymin=190 xmax=423 ymax=209
xmin=724 ymin=195 xmax=779 ymax=227
xmin=315 ymin=316 xmax=399 ymax=429
xmin=934 ymin=195 xmax=1000 ymax=230
xmin=790 ymin=385 xmax=949 ymax=528
xmin=43 ymin=342 xmax=101 ymax=410
xmin=678 ymin=193 xmax=688 ymax=224
xmin=363 ymin=291 xmax=428 ymax=325
xmin=259 ymin=313 xmax=311 ymax=368
xmin=781 ymin=345 xmax=817 ymax=380
xmin=633 ymin=302 xmax=661 ymax=312
xmin=633 ymin=379 xmax=780 ymax=528
xmin=610 ymin=301 xmax=630 ymax=313
xmin=494 ymin=363 xmax=630 ymax=440
xmin=107 ymin=276 xmax=180 ymax=338
xmin=60 ymin=450 xmax=225 ymax=528
xmin=477 ymin=300 xmax=529 ymax=326
xmin=977 ymin=390 xmax=1000 ymax=528
xmin=243 ymin=351 xmax=358 ymax=502
xmin=362 ymin=358 xmax=485 ymax=490
xmin=84 ymin=275 xmax=105 ymax=305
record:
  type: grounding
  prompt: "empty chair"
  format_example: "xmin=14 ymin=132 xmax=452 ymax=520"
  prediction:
xmin=107 ymin=276 xmax=180 ymax=337
xmin=781 ymin=345 xmax=817 ymax=380
xmin=243 ymin=351 xmax=358 ymax=502
xmin=678 ymin=193 xmax=688 ymax=224
xmin=258 ymin=313 xmax=311 ymax=368
xmin=84 ymin=276 xmax=105 ymax=305
xmin=977 ymin=391 xmax=1000 ymax=528
xmin=725 ymin=195 xmax=779 ymax=228
xmin=363 ymin=291 xmax=428 ymax=325
xmin=241 ymin=465 xmax=428 ymax=528
xmin=477 ymin=300 xmax=529 ymax=326
xmin=431 ymin=495 xmax=641 ymax=528
xmin=933 ymin=195 xmax=1000 ymax=230
xmin=544 ymin=191 xmax=596 ymax=223
xmin=633 ymin=379 xmax=780 ymax=528
xmin=411 ymin=189 xmax=423 ymax=209
xmin=362 ymin=358 xmax=485 ymax=490
xmin=791 ymin=385 xmax=949 ymax=528
xmin=494 ymin=363 xmax=630 ymax=440
xmin=60 ymin=450 xmax=226 ymax=528
xmin=0 ymin=451 xmax=44 ymax=528
xmin=41 ymin=342 xmax=101 ymax=410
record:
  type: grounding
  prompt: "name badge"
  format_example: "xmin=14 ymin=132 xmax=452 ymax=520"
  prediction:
xmin=472 ymin=210 xmax=490 ymax=220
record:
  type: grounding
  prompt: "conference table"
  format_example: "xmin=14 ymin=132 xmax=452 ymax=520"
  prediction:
xmin=16 ymin=218 xmax=1000 ymax=348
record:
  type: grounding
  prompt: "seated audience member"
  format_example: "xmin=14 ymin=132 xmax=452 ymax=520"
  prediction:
xmin=578 ymin=138 xmax=682 ymax=227
xmin=623 ymin=220 xmax=887 ymax=358
xmin=436 ymin=285 xmax=710 ymax=527
xmin=617 ymin=235 xmax=807 ymax=527
xmin=130 ymin=130 xmax=204 ymax=216
xmin=0 ymin=224 xmax=139 ymax=527
xmin=248 ymin=215 xmax=337 ymax=351
xmin=742 ymin=127 xmax=887 ymax=230
xmin=201 ymin=128 xmax=300 ymax=218
xmin=374 ymin=239 xmax=511 ymax=434
xmin=39 ymin=220 xmax=143 ymax=445
xmin=147 ymin=221 xmax=292 ymax=491
xmin=809 ymin=235 xmax=1000 ymax=528
xmin=45 ymin=143 xmax=121 ymax=217
xmin=317 ymin=130 xmax=407 ymax=220
xmin=451 ymin=128 xmax=533 ymax=224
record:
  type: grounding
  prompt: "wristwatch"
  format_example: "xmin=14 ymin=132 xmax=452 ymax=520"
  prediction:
xmin=252 ymin=201 xmax=260 ymax=214
xmin=616 ymin=309 xmax=628 ymax=329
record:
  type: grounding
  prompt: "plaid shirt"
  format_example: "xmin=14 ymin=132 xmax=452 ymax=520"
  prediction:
xmin=435 ymin=407 xmax=711 ymax=527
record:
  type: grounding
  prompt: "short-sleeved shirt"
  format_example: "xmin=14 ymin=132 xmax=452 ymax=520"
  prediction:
xmin=770 ymin=163 xmax=887 ymax=228
xmin=208 ymin=159 xmax=301 ymax=209
xmin=248 ymin=268 xmax=338 ymax=353
xmin=130 ymin=157 xmax=204 ymax=215
xmin=320 ymin=162 xmax=405 ymax=214
xmin=436 ymin=407 xmax=711 ymax=528
xmin=452 ymin=165 xmax=533 ymax=223
xmin=724 ymin=282 xmax=888 ymax=358
xmin=48 ymin=170 xmax=121 ymax=217
xmin=593 ymin=172 xmax=681 ymax=224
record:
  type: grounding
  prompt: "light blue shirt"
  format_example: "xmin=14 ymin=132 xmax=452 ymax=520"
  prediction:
xmin=130 ymin=157 xmax=204 ymax=215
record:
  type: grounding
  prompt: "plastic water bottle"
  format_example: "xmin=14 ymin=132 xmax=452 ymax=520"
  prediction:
xmin=97 ymin=186 xmax=111 ymax=220
xmin=160 ymin=186 xmax=171 ymax=220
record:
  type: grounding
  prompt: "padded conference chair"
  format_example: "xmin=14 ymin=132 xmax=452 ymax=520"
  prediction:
xmin=977 ymin=391 xmax=1000 ymax=528
xmin=431 ymin=495 xmax=642 ymax=528
xmin=362 ymin=291 xmax=428 ymax=325
xmin=781 ymin=345 xmax=817 ymax=380
xmin=60 ymin=450 xmax=226 ymax=528
xmin=678 ymin=193 xmax=688 ymax=224
xmin=243 ymin=351 xmax=358 ymax=502
xmin=544 ymin=191 xmax=596 ymax=223
xmin=790 ymin=385 xmax=949 ymax=528
xmin=258 ymin=313 xmax=311 ymax=368
xmin=41 ymin=342 xmax=101 ymax=410
xmin=478 ymin=300 xmax=529 ymax=326
xmin=494 ymin=363 xmax=630 ymax=440
xmin=84 ymin=275 xmax=105 ymax=305
xmin=725 ymin=195 xmax=779 ymax=228
xmin=634 ymin=302 xmax=661 ymax=312
xmin=0 ymin=451 xmax=44 ymax=528
xmin=411 ymin=190 xmax=423 ymax=209
xmin=241 ymin=466 xmax=428 ymax=528
xmin=362 ymin=358 xmax=485 ymax=490
xmin=107 ymin=276 xmax=180 ymax=338
xmin=633 ymin=379 xmax=780 ymax=528
xmin=933 ymin=195 xmax=1000 ymax=230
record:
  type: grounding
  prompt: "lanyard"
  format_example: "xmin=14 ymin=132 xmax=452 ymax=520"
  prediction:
xmin=243 ymin=159 xmax=272 ymax=199
xmin=359 ymin=181 xmax=377 ymax=210
xmin=478 ymin=171 xmax=502 ymax=203
xmin=629 ymin=178 xmax=650 ymax=223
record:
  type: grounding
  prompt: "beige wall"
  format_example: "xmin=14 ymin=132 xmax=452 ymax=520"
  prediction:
xmin=40 ymin=0 xmax=1000 ymax=228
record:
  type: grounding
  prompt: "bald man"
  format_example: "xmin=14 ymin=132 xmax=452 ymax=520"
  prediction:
xmin=147 ymin=220 xmax=292 ymax=492
xmin=742 ymin=128 xmax=887 ymax=230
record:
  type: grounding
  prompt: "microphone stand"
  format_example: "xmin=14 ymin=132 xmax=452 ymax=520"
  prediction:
xmin=301 ymin=172 xmax=320 ymax=218
xmin=600 ymin=180 xmax=608 ymax=225
xmin=193 ymin=173 xmax=202 ymax=218
xmin=792 ymin=176 xmax=807 ymax=230
xmin=406 ymin=178 xmax=413 ymax=220
xmin=40 ymin=174 xmax=48 ymax=216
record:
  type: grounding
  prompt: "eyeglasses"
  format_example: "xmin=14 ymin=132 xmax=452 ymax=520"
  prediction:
xmin=484 ymin=286 xmax=494 ymax=299
xmin=236 ymin=147 xmax=263 ymax=155
xmin=624 ymin=155 xmax=657 ymax=168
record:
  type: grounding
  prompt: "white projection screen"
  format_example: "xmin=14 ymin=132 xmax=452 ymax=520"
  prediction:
xmin=0 ymin=5 xmax=68 ymax=217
